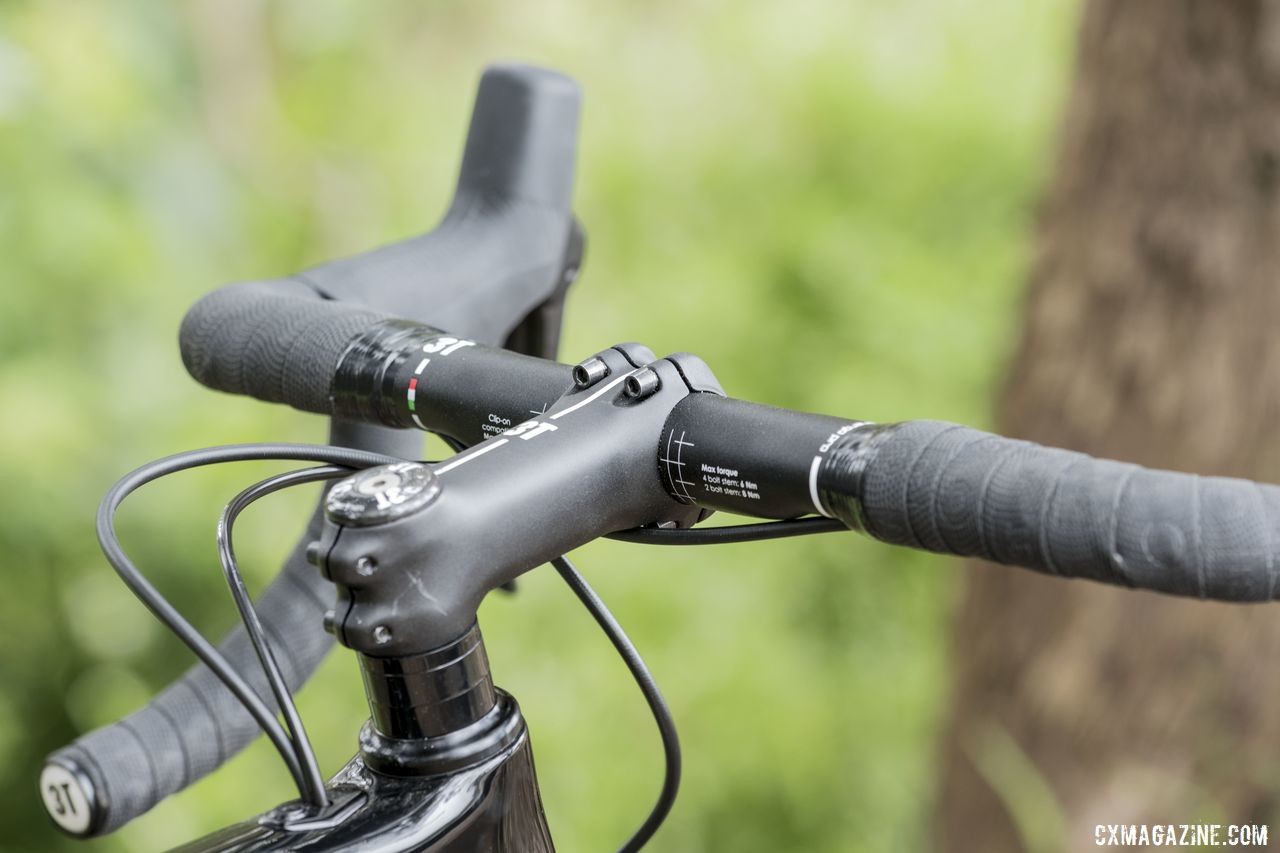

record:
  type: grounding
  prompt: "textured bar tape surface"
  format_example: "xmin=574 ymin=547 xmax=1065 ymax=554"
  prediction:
xmin=820 ymin=420 xmax=1280 ymax=600
xmin=45 ymin=511 xmax=332 ymax=835
xmin=179 ymin=279 xmax=388 ymax=416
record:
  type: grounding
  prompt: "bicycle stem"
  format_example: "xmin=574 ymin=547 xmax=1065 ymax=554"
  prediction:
xmin=313 ymin=345 xmax=714 ymax=655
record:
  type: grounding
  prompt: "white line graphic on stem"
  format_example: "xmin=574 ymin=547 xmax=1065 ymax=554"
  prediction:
xmin=550 ymin=372 xmax=633 ymax=420
xmin=435 ymin=439 xmax=509 ymax=475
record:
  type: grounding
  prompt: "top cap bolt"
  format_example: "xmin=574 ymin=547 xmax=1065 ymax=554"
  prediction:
xmin=325 ymin=462 xmax=441 ymax=527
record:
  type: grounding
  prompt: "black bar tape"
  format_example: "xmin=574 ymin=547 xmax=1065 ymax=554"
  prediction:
xmin=818 ymin=420 xmax=1280 ymax=601
xmin=44 ymin=509 xmax=332 ymax=836
xmin=179 ymin=279 xmax=389 ymax=416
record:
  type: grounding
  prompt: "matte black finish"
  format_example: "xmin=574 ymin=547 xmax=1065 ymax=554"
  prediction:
xmin=661 ymin=394 xmax=860 ymax=519
xmin=318 ymin=347 xmax=716 ymax=654
xmin=299 ymin=63 xmax=582 ymax=343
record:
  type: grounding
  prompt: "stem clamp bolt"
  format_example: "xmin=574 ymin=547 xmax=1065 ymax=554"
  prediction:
xmin=623 ymin=367 xmax=661 ymax=400
xmin=572 ymin=356 xmax=610 ymax=389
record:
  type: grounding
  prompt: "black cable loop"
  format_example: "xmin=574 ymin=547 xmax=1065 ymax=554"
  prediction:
xmin=97 ymin=443 xmax=403 ymax=803
xmin=550 ymin=555 xmax=681 ymax=853
xmin=97 ymin=432 xmax=847 ymax=829
xmin=608 ymin=516 xmax=845 ymax=545
xmin=217 ymin=465 xmax=354 ymax=808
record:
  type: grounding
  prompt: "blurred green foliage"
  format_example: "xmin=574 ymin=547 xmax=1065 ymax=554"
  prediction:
xmin=0 ymin=1 xmax=1072 ymax=850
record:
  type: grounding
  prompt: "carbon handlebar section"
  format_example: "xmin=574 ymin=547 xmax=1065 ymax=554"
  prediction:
xmin=818 ymin=421 xmax=1280 ymax=601
xmin=183 ymin=287 xmax=573 ymax=444
xmin=181 ymin=302 xmax=1280 ymax=606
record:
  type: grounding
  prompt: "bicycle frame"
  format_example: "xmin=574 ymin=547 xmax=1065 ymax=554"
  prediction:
xmin=179 ymin=626 xmax=554 ymax=852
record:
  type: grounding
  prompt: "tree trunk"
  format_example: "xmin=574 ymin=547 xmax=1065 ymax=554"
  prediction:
xmin=936 ymin=2 xmax=1280 ymax=851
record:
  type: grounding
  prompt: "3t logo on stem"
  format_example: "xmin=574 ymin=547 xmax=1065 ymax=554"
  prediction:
xmin=503 ymin=420 xmax=558 ymax=441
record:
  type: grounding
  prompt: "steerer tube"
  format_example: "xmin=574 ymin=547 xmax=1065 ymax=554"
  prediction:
xmin=359 ymin=623 xmax=496 ymax=740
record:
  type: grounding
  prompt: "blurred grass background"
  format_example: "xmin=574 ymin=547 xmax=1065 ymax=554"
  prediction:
xmin=0 ymin=1 xmax=1074 ymax=850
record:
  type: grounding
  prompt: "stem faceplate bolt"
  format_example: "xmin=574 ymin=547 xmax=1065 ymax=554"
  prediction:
xmin=623 ymin=367 xmax=661 ymax=400
xmin=572 ymin=356 xmax=610 ymax=389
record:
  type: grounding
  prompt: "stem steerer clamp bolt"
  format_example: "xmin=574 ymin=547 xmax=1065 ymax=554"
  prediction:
xmin=573 ymin=356 xmax=610 ymax=389
xmin=623 ymin=367 xmax=661 ymax=400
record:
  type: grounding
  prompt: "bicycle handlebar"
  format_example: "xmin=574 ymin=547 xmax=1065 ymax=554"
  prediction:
xmin=820 ymin=420 xmax=1280 ymax=600
xmin=179 ymin=280 xmax=390 ymax=415
xmin=181 ymin=288 xmax=1280 ymax=604
xmin=657 ymin=395 xmax=1280 ymax=600
xmin=56 ymin=282 xmax=1280 ymax=839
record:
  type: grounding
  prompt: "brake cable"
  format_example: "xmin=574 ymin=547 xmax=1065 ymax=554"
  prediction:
xmin=609 ymin=516 xmax=844 ymax=545
xmin=100 ymin=440 xmax=842 ymax=848
xmin=216 ymin=465 xmax=354 ymax=809
xmin=550 ymin=555 xmax=681 ymax=853
xmin=97 ymin=444 xmax=401 ymax=805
